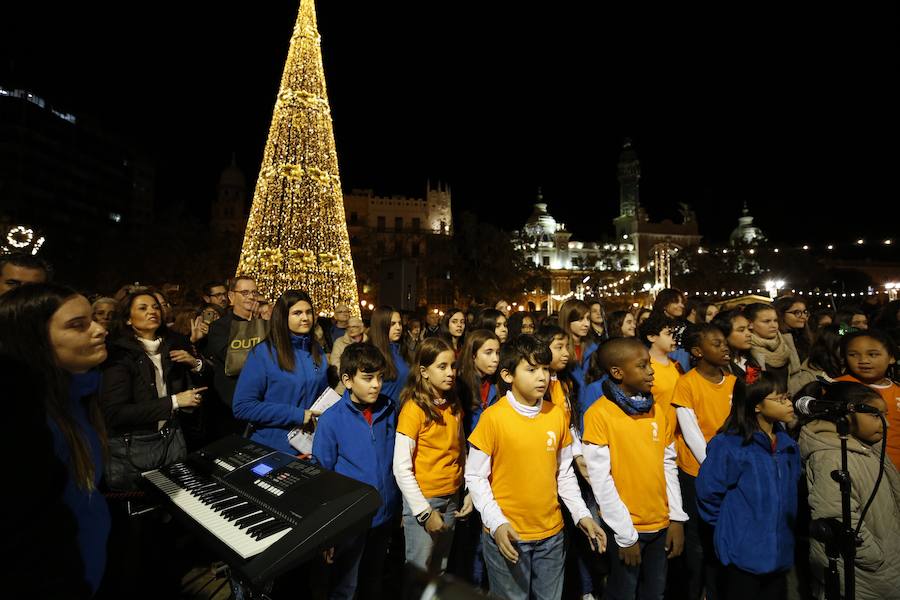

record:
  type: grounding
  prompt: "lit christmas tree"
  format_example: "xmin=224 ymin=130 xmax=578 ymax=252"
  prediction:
xmin=237 ymin=0 xmax=360 ymax=316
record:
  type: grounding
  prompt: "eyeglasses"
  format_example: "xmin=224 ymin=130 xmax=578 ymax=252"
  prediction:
xmin=765 ymin=393 xmax=792 ymax=405
xmin=786 ymin=310 xmax=810 ymax=317
xmin=233 ymin=290 xmax=259 ymax=298
xmin=209 ymin=292 xmax=227 ymax=298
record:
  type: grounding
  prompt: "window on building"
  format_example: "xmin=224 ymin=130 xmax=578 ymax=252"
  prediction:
xmin=377 ymin=240 xmax=385 ymax=255
xmin=395 ymin=217 xmax=403 ymax=231
xmin=412 ymin=217 xmax=420 ymax=231
xmin=411 ymin=242 xmax=420 ymax=257
xmin=395 ymin=240 xmax=403 ymax=255
xmin=542 ymin=255 xmax=550 ymax=266
xmin=377 ymin=216 xmax=385 ymax=231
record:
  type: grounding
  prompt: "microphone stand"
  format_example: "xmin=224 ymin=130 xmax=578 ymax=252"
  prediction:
xmin=823 ymin=416 xmax=856 ymax=600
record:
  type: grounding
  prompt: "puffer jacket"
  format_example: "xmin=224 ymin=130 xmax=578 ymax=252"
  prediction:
xmin=799 ymin=420 xmax=900 ymax=600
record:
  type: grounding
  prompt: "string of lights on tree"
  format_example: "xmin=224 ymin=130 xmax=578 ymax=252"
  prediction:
xmin=236 ymin=0 xmax=360 ymax=317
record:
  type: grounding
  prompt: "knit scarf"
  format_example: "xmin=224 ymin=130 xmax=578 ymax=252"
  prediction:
xmin=601 ymin=378 xmax=654 ymax=416
xmin=749 ymin=331 xmax=793 ymax=368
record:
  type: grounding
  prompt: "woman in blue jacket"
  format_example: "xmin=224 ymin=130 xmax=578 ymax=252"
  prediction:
xmin=696 ymin=372 xmax=800 ymax=600
xmin=233 ymin=290 xmax=328 ymax=454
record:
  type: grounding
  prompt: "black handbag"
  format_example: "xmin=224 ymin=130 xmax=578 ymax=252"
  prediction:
xmin=105 ymin=425 xmax=187 ymax=492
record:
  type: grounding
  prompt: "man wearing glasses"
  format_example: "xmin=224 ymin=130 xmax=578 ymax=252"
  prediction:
xmin=201 ymin=281 xmax=230 ymax=310
xmin=199 ymin=276 xmax=261 ymax=439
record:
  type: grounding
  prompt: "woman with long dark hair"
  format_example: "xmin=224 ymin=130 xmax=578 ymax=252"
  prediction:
xmin=506 ymin=310 xmax=536 ymax=339
xmin=0 ymin=283 xmax=111 ymax=595
xmin=558 ymin=298 xmax=596 ymax=388
xmin=101 ymin=289 xmax=205 ymax=462
xmin=369 ymin=305 xmax=410 ymax=408
xmin=456 ymin=329 xmax=501 ymax=435
xmin=788 ymin=324 xmax=844 ymax=397
xmin=472 ymin=308 xmax=508 ymax=344
xmin=440 ymin=307 xmax=467 ymax=355
xmin=232 ymin=290 xmax=328 ymax=454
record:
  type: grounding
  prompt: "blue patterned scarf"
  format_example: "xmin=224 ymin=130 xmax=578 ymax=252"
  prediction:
xmin=602 ymin=379 xmax=654 ymax=416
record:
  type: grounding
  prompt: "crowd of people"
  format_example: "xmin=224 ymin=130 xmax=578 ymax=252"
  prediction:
xmin=2 ymin=249 xmax=900 ymax=600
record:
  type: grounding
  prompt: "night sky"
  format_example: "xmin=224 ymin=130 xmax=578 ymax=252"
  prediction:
xmin=3 ymin=2 xmax=898 ymax=245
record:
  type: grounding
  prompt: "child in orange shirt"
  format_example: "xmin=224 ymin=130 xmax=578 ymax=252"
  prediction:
xmin=836 ymin=329 xmax=900 ymax=470
xmin=637 ymin=311 xmax=682 ymax=420
xmin=466 ymin=335 xmax=605 ymax=600
xmin=582 ymin=337 xmax=686 ymax=599
xmin=671 ymin=324 xmax=737 ymax=600
xmin=393 ymin=337 xmax=472 ymax=574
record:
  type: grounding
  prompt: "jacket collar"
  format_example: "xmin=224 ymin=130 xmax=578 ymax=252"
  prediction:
xmin=341 ymin=389 xmax=391 ymax=421
xmin=290 ymin=334 xmax=312 ymax=352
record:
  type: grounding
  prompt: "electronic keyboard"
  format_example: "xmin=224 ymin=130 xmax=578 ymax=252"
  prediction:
xmin=142 ymin=435 xmax=381 ymax=586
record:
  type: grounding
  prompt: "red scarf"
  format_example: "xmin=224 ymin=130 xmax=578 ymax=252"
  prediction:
xmin=480 ymin=378 xmax=492 ymax=409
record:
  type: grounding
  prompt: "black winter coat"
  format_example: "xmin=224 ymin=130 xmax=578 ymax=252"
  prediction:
xmin=100 ymin=332 xmax=199 ymax=436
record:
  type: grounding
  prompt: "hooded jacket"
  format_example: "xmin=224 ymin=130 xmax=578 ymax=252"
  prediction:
xmin=696 ymin=427 xmax=800 ymax=574
xmin=799 ymin=420 xmax=900 ymax=600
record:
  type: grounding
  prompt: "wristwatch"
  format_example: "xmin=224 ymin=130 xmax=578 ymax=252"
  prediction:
xmin=416 ymin=510 xmax=432 ymax=526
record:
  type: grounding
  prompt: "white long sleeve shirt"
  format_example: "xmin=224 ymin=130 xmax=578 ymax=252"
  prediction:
xmin=464 ymin=392 xmax=592 ymax=535
xmin=676 ymin=407 xmax=708 ymax=465
xmin=584 ymin=441 xmax=687 ymax=548
xmin=392 ymin=434 xmax=432 ymax=517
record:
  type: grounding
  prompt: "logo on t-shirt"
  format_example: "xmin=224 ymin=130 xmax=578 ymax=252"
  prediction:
xmin=651 ymin=422 xmax=659 ymax=442
xmin=546 ymin=431 xmax=557 ymax=451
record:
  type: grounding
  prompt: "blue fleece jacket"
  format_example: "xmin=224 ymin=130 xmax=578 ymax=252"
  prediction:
xmin=48 ymin=370 xmax=110 ymax=595
xmin=232 ymin=335 xmax=328 ymax=454
xmin=696 ymin=427 xmax=800 ymax=575
xmin=576 ymin=374 xmax=608 ymax=433
xmin=380 ymin=342 xmax=409 ymax=409
xmin=571 ymin=341 xmax=598 ymax=390
xmin=465 ymin=380 xmax=499 ymax=436
xmin=311 ymin=391 xmax=400 ymax=527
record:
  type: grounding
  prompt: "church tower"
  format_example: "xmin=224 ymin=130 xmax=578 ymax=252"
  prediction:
xmin=617 ymin=138 xmax=640 ymax=218
xmin=426 ymin=180 xmax=452 ymax=235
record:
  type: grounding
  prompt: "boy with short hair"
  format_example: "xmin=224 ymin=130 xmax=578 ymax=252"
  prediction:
xmin=465 ymin=335 xmax=606 ymax=600
xmin=312 ymin=342 xmax=400 ymax=600
xmin=637 ymin=312 xmax=683 ymax=419
xmin=582 ymin=337 xmax=686 ymax=600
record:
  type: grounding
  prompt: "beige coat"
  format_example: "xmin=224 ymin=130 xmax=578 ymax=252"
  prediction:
xmin=799 ymin=420 xmax=900 ymax=600
xmin=330 ymin=331 xmax=367 ymax=393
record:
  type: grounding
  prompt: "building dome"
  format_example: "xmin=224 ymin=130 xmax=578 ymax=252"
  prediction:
xmin=729 ymin=202 xmax=766 ymax=246
xmin=219 ymin=155 xmax=246 ymax=188
xmin=525 ymin=202 xmax=559 ymax=238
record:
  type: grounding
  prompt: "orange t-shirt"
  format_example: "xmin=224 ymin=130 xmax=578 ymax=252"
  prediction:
xmin=582 ymin=397 xmax=675 ymax=531
xmin=468 ymin=397 xmax=572 ymax=540
xmin=671 ymin=369 xmax=736 ymax=477
xmin=397 ymin=400 xmax=463 ymax=497
xmin=548 ymin=377 xmax=572 ymax=428
xmin=836 ymin=374 xmax=900 ymax=470
xmin=651 ymin=356 xmax=681 ymax=423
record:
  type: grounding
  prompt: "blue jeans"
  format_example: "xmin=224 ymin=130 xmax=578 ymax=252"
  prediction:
xmin=401 ymin=493 xmax=459 ymax=574
xmin=482 ymin=528 xmax=566 ymax=600
xmin=329 ymin=521 xmax=393 ymax=600
xmin=604 ymin=529 xmax=668 ymax=600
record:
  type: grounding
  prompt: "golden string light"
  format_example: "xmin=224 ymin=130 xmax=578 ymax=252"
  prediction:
xmin=236 ymin=0 xmax=360 ymax=316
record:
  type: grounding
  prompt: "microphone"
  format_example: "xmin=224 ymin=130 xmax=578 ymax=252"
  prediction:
xmin=794 ymin=396 xmax=881 ymax=418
